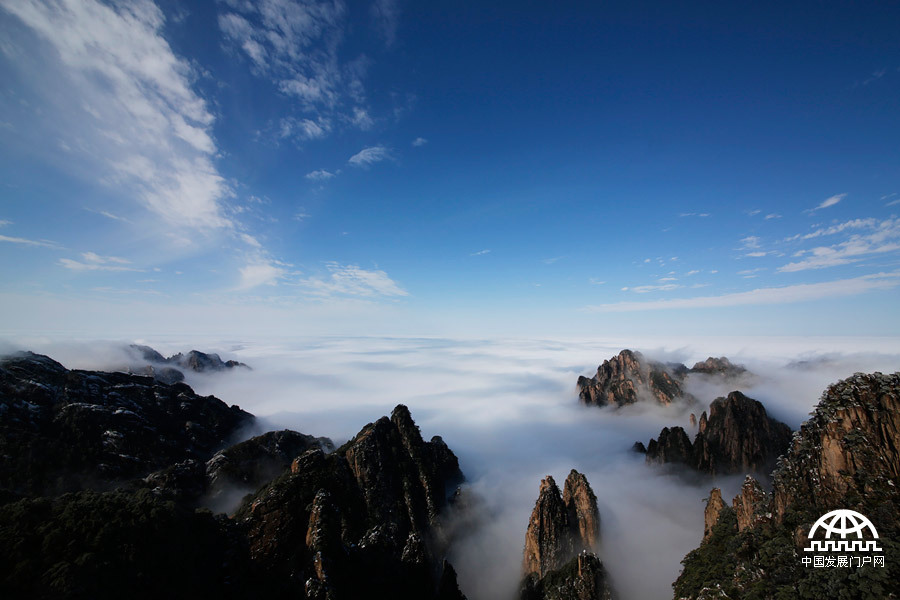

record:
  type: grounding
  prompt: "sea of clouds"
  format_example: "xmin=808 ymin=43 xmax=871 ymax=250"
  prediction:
xmin=3 ymin=335 xmax=899 ymax=599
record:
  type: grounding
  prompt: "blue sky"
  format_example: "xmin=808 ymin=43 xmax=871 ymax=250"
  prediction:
xmin=1 ymin=0 xmax=899 ymax=338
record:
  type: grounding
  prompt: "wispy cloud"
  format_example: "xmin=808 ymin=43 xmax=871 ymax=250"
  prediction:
xmin=470 ymin=249 xmax=491 ymax=257
xmin=740 ymin=236 xmax=761 ymax=249
xmin=541 ymin=256 xmax=564 ymax=264
xmin=3 ymin=0 xmax=232 ymax=232
xmin=777 ymin=218 xmax=900 ymax=272
xmin=679 ymin=212 xmax=710 ymax=218
xmin=587 ymin=272 xmax=900 ymax=312
xmin=621 ymin=283 xmax=681 ymax=293
xmin=765 ymin=213 xmax=782 ymax=220
xmin=348 ymin=145 xmax=392 ymax=167
xmin=59 ymin=252 xmax=141 ymax=272
xmin=218 ymin=0 xmax=375 ymax=138
xmin=371 ymin=0 xmax=399 ymax=46
xmin=588 ymin=278 xmax=606 ymax=285
xmin=412 ymin=137 xmax=428 ymax=147
xmin=0 ymin=220 xmax=12 ymax=227
xmin=785 ymin=218 xmax=877 ymax=242
xmin=0 ymin=234 xmax=60 ymax=248
xmin=305 ymin=169 xmax=337 ymax=181
xmin=237 ymin=260 xmax=287 ymax=290
xmin=806 ymin=193 xmax=846 ymax=213
xmin=297 ymin=263 xmax=408 ymax=298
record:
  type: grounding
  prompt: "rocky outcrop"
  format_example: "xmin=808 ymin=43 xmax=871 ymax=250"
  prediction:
xmin=521 ymin=470 xmax=613 ymax=600
xmin=577 ymin=350 xmax=688 ymax=407
xmin=237 ymin=404 xmax=466 ymax=600
xmin=0 ymin=352 xmax=252 ymax=497
xmin=674 ymin=372 xmax=900 ymax=599
xmin=703 ymin=488 xmax=726 ymax=542
xmin=124 ymin=345 xmax=249 ymax=383
xmin=689 ymin=357 xmax=747 ymax=378
xmin=732 ymin=476 xmax=769 ymax=532
xmin=643 ymin=391 xmax=792 ymax=476
xmin=577 ymin=350 xmax=751 ymax=408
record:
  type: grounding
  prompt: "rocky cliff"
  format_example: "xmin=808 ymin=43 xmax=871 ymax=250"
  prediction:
xmin=236 ymin=404 xmax=466 ymax=600
xmin=0 ymin=351 xmax=253 ymax=497
xmin=577 ymin=350 xmax=750 ymax=408
xmin=674 ymin=372 xmax=900 ymax=599
xmin=643 ymin=391 xmax=792 ymax=476
xmin=0 ymin=352 xmax=468 ymax=599
xmin=521 ymin=470 xmax=613 ymax=600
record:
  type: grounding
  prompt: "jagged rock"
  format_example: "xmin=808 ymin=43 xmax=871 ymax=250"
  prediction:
xmin=688 ymin=357 xmax=747 ymax=377
xmin=124 ymin=345 xmax=250 ymax=383
xmin=703 ymin=488 xmax=726 ymax=542
xmin=205 ymin=429 xmax=334 ymax=502
xmin=577 ymin=350 xmax=688 ymax=407
xmin=237 ymin=404 xmax=466 ymax=600
xmin=690 ymin=413 xmax=697 ymax=427
xmin=631 ymin=441 xmax=647 ymax=454
xmin=168 ymin=349 xmax=250 ymax=372
xmin=521 ymin=471 xmax=612 ymax=599
xmin=732 ymin=476 xmax=768 ymax=532
xmin=523 ymin=475 xmax=573 ymax=577
xmin=674 ymin=372 xmax=900 ymax=599
xmin=640 ymin=391 xmax=792 ymax=476
xmin=645 ymin=426 xmax=693 ymax=466
xmin=0 ymin=352 xmax=252 ymax=497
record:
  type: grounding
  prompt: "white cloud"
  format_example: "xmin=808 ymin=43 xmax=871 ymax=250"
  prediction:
xmin=740 ymin=236 xmax=761 ymax=249
xmin=586 ymin=272 xmax=900 ymax=312
xmin=624 ymin=283 xmax=681 ymax=293
xmin=3 ymin=0 xmax=232 ymax=231
xmin=679 ymin=212 xmax=710 ymax=217
xmin=785 ymin=218 xmax=877 ymax=241
xmin=588 ymin=278 xmax=606 ymax=285
xmin=471 ymin=249 xmax=491 ymax=256
xmin=297 ymin=263 xmax=408 ymax=298
xmin=778 ymin=217 xmax=900 ymax=272
xmin=887 ymin=199 xmax=900 ymax=207
xmin=685 ymin=270 xmax=699 ymax=276
xmin=0 ymin=220 xmax=11 ymax=227
xmin=59 ymin=252 xmax=141 ymax=272
xmin=218 ymin=0 xmax=375 ymax=138
xmin=542 ymin=256 xmax=564 ymax=264
xmin=808 ymin=193 xmax=846 ymax=212
xmin=745 ymin=251 xmax=770 ymax=258
xmin=371 ymin=0 xmax=399 ymax=46
xmin=765 ymin=213 xmax=781 ymax=220
xmin=239 ymin=233 xmax=262 ymax=248
xmin=305 ymin=169 xmax=336 ymax=181
xmin=746 ymin=209 xmax=761 ymax=216
xmin=348 ymin=145 xmax=392 ymax=167
xmin=237 ymin=261 xmax=286 ymax=290
xmin=279 ymin=117 xmax=330 ymax=140
xmin=412 ymin=137 xmax=428 ymax=147
xmin=0 ymin=234 xmax=60 ymax=248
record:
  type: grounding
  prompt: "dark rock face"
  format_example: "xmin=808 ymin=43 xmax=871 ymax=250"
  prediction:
xmin=124 ymin=345 xmax=249 ymax=383
xmin=643 ymin=391 xmax=792 ymax=476
xmin=521 ymin=470 xmax=613 ymax=600
xmin=236 ymin=404 xmax=466 ymax=600
xmin=577 ymin=350 xmax=688 ymax=407
xmin=689 ymin=357 xmax=747 ymax=377
xmin=674 ymin=372 xmax=900 ymax=599
xmin=0 ymin=352 xmax=253 ymax=497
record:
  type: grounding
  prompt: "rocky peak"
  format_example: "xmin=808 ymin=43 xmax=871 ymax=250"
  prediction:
xmin=732 ymin=475 xmax=768 ymax=532
xmin=563 ymin=470 xmax=601 ymax=550
xmin=237 ymin=404 xmax=466 ymax=599
xmin=0 ymin=352 xmax=252 ymax=497
xmin=577 ymin=349 xmax=688 ymax=407
xmin=703 ymin=488 xmax=726 ymax=542
xmin=641 ymin=391 xmax=792 ymax=476
xmin=689 ymin=357 xmax=747 ymax=377
xmin=675 ymin=372 xmax=900 ymax=599
xmin=521 ymin=470 xmax=613 ymax=599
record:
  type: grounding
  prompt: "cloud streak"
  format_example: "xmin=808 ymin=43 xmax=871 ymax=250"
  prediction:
xmin=348 ymin=145 xmax=392 ymax=167
xmin=587 ymin=273 xmax=900 ymax=312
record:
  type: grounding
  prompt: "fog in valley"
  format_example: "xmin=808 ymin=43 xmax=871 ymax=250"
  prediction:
xmin=3 ymin=335 xmax=899 ymax=599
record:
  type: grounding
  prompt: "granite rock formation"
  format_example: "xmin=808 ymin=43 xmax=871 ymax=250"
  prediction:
xmin=643 ymin=391 xmax=792 ymax=476
xmin=124 ymin=345 xmax=249 ymax=383
xmin=236 ymin=404 xmax=466 ymax=600
xmin=0 ymin=351 xmax=252 ymax=497
xmin=577 ymin=350 xmax=750 ymax=408
xmin=521 ymin=470 xmax=613 ymax=600
xmin=674 ymin=372 xmax=900 ymax=599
